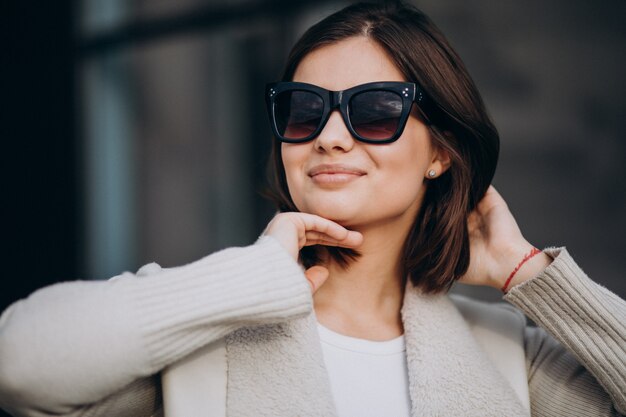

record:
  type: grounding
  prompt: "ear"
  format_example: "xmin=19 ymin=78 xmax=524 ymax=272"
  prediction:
xmin=425 ymin=145 xmax=452 ymax=179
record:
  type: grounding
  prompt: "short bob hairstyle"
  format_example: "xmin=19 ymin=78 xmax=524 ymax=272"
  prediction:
xmin=266 ymin=1 xmax=499 ymax=294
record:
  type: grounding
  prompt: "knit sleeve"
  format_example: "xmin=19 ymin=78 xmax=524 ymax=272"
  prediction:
xmin=0 ymin=236 xmax=312 ymax=417
xmin=504 ymin=247 xmax=626 ymax=416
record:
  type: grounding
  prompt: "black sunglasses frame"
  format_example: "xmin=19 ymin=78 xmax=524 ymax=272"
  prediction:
xmin=265 ymin=81 xmax=426 ymax=144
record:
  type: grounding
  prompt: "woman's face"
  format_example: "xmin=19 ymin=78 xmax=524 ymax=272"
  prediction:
xmin=282 ymin=36 xmax=447 ymax=229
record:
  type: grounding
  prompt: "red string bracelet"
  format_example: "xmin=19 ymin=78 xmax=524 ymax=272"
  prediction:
xmin=501 ymin=247 xmax=542 ymax=293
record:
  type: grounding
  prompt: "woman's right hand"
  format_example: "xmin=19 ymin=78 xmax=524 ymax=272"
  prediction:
xmin=263 ymin=212 xmax=363 ymax=293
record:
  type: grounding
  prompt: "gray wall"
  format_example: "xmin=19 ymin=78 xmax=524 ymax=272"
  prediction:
xmin=424 ymin=1 xmax=626 ymax=299
xmin=78 ymin=0 xmax=625 ymax=300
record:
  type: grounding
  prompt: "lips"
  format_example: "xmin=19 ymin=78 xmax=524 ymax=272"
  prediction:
xmin=308 ymin=164 xmax=366 ymax=184
xmin=308 ymin=164 xmax=366 ymax=176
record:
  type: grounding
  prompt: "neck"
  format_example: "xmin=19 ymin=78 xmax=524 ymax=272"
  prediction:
xmin=313 ymin=218 xmax=412 ymax=341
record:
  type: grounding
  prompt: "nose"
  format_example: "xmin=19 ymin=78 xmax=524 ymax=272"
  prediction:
xmin=313 ymin=110 xmax=355 ymax=153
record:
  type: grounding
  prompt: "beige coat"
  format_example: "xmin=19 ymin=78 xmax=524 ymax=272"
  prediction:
xmin=163 ymin=286 xmax=531 ymax=417
xmin=1 ymin=242 xmax=623 ymax=417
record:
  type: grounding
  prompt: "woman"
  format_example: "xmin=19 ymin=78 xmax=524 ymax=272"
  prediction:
xmin=0 ymin=2 xmax=624 ymax=417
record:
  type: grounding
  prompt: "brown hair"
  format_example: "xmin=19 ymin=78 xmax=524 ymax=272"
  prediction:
xmin=266 ymin=1 xmax=499 ymax=293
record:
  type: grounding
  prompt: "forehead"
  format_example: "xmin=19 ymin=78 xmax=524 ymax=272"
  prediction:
xmin=292 ymin=36 xmax=406 ymax=91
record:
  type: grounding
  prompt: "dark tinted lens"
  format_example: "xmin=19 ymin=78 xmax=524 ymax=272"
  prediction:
xmin=349 ymin=90 xmax=403 ymax=140
xmin=274 ymin=90 xmax=324 ymax=140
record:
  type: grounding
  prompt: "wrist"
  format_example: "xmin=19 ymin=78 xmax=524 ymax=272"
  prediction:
xmin=502 ymin=251 xmax=552 ymax=291
xmin=489 ymin=242 xmax=550 ymax=291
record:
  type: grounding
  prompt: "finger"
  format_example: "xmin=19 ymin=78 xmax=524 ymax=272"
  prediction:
xmin=476 ymin=185 xmax=508 ymax=213
xmin=263 ymin=212 xmax=362 ymax=260
xmin=466 ymin=209 xmax=484 ymax=233
xmin=304 ymin=231 xmax=363 ymax=248
xmin=304 ymin=265 xmax=329 ymax=294
xmin=299 ymin=214 xmax=362 ymax=245
xmin=486 ymin=185 xmax=499 ymax=196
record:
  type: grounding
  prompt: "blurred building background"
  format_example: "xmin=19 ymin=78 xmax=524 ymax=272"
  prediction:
xmin=3 ymin=0 xmax=625 ymax=317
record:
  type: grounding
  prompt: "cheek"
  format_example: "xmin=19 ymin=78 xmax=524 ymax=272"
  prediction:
xmin=401 ymin=122 xmax=434 ymax=174
xmin=281 ymin=144 xmax=307 ymax=204
xmin=281 ymin=144 xmax=300 ymax=178
xmin=377 ymin=138 xmax=431 ymax=182
xmin=382 ymin=156 xmax=425 ymax=203
xmin=376 ymin=127 xmax=433 ymax=198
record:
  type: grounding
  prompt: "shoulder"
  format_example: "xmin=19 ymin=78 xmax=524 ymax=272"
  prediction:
xmin=449 ymin=293 xmax=530 ymax=408
xmin=449 ymin=292 xmax=526 ymax=334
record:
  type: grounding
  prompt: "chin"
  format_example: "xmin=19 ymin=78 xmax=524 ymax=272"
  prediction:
xmin=298 ymin=202 xmax=361 ymax=226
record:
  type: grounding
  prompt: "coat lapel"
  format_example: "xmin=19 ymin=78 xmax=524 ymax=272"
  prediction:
xmin=226 ymin=313 xmax=337 ymax=417
xmin=225 ymin=283 xmax=528 ymax=417
xmin=402 ymin=283 xmax=529 ymax=416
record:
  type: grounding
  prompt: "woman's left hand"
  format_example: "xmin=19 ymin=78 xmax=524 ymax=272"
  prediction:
xmin=459 ymin=186 xmax=552 ymax=290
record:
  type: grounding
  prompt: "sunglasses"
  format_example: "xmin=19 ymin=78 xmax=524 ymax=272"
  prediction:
xmin=265 ymin=81 xmax=428 ymax=144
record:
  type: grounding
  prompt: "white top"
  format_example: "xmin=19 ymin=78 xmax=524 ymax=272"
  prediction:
xmin=317 ymin=322 xmax=412 ymax=417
